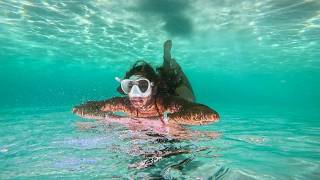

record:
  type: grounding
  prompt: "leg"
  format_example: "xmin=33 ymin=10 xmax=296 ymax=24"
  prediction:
xmin=162 ymin=40 xmax=195 ymax=102
xmin=163 ymin=40 xmax=172 ymax=71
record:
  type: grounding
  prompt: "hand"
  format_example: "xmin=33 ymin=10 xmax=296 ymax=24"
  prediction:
xmin=72 ymin=106 xmax=80 ymax=114
xmin=72 ymin=106 xmax=85 ymax=116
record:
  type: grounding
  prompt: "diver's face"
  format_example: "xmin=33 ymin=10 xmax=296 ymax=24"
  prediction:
xmin=129 ymin=94 xmax=153 ymax=108
xmin=125 ymin=75 xmax=154 ymax=108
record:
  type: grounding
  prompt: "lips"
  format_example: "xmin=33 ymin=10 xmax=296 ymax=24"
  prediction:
xmin=130 ymin=98 xmax=144 ymax=104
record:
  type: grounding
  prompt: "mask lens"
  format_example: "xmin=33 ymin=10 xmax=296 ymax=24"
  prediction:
xmin=127 ymin=81 xmax=134 ymax=91
xmin=138 ymin=79 xmax=149 ymax=92
xmin=121 ymin=78 xmax=151 ymax=95
xmin=121 ymin=80 xmax=134 ymax=94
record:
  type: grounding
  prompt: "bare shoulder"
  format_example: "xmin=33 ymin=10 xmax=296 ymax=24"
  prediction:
xmin=162 ymin=95 xmax=193 ymax=106
xmin=159 ymin=95 xmax=188 ymax=112
xmin=101 ymin=96 xmax=131 ymax=112
xmin=105 ymin=96 xmax=130 ymax=104
xmin=162 ymin=95 xmax=219 ymax=116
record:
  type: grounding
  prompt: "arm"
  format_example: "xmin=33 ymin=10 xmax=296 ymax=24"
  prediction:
xmin=72 ymin=97 xmax=130 ymax=120
xmin=72 ymin=100 xmax=110 ymax=120
xmin=100 ymin=96 xmax=130 ymax=113
xmin=165 ymin=96 xmax=219 ymax=125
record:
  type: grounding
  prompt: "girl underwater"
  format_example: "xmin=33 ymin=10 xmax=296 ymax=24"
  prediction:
xmin=73 ymin=40 xmax=219 ymax=138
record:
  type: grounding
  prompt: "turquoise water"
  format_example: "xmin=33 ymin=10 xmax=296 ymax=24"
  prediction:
xmin=1 ymin=0 xmax=320 ymax=179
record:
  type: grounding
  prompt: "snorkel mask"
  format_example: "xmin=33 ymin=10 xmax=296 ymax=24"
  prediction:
xmin=115 ymin=75 xmax=154 ymax=98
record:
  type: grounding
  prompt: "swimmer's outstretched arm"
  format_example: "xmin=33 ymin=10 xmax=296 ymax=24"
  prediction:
xmin=72 ymin=100 xmax=111 ymax=119
xmin=165 ymin=96 xmax=219 ymax=125
xmin=72 ymin=97 xmax=130 ymax=120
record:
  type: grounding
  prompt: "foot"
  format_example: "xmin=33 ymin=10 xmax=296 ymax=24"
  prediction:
xmin=164 ymin=40 xmax=172 ymax=62
xmin=164 ymin=40 xmax=172 ymax=52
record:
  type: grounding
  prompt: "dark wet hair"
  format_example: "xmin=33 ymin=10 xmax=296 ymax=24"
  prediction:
xmin=116 ymin=60 xmax=160 ymax=95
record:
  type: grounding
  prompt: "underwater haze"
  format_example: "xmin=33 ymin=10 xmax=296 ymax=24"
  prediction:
xmin=1 ymin=0 xmax=320 ymax=179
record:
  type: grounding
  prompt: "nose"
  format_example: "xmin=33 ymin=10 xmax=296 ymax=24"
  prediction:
xmin=129 ymin=85 xmax=142 ymax=97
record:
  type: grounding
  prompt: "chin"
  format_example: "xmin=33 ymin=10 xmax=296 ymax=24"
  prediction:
xmin=129 ymin=97 xmax=148 ymax=108
xmin=132 ymin=103 xmax=144 ymax=108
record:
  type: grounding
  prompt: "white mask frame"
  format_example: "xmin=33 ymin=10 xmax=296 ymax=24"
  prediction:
xmin=115 ymin=76 xmax=154 ymax=97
